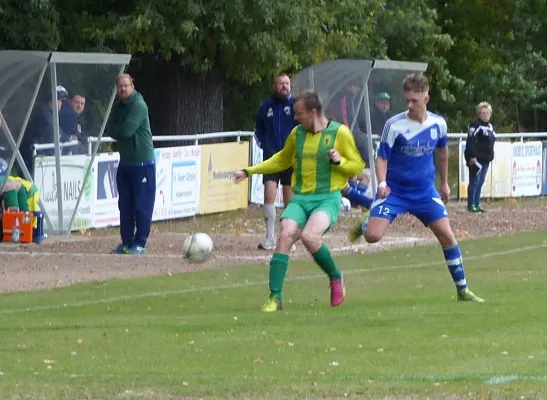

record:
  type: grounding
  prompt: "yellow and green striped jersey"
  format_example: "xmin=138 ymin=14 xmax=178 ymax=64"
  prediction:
xmin=246 ymin=120 xmax=365 ymax=194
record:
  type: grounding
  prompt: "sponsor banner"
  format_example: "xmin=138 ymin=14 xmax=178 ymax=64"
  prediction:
xmin=458 ymin=142 xmax=469 ymax=199
xmin=92 ymin=153 xmax=120 ymax=228
xmin=459 ymin=141 xmax=532 ymax=199
xmin=153 ymin=146 xmax=201 ymax=221
xmin=542 ymin=142 xmax=547 ymax=195
xmin=199 ymin=142 xmax=249 ymax=214
xmin=33 ymin=155 xmax=94 ymax=231
xmin=511 ymin=141 xmax=542 ymax=197
xmin=490 ymin=142 xmax=512 ymax=197
xmin=249 ymin=137 xmax=285 ymax=207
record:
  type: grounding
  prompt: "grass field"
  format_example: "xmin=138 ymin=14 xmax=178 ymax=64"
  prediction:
xmin=1 ymin=230 xmax=547 ymax=399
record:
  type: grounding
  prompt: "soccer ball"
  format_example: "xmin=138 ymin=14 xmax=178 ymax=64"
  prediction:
xmin=183 ymin=232 xmax=214 ymax=263
xmin=341 ymin=197 xmax=351 ymax=212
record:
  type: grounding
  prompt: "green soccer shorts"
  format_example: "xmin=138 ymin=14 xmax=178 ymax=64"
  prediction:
xmin=280 ymin=191 xmax=342 ymax=232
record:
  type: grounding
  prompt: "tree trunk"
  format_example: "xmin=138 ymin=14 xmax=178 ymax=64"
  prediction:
xmin=129 ymin=54 xmax=224 ymax=147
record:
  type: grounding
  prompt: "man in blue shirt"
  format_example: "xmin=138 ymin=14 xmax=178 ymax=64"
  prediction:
xmin=254 ymin=74 xmax=298 ymax=250
xmin=348 ymin=73 xmax=484 ymax=303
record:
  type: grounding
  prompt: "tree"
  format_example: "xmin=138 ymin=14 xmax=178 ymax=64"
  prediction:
xmin=0 ymin=0 xmax=59 ymax=50
xmin=371 ymin=0 xmax=461 ymax=127
xmin=53 ymin=0 xmax=385 ymax=140
xmin=434 ymin=0 xmax=547 ymax=131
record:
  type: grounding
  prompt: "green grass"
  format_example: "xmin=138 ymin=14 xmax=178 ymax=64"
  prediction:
xmin=2 ymin=231 xmax=547 ymax=399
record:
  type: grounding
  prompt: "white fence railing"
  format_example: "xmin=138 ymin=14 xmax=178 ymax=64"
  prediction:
xmin=31 ymin=131 xmax=547 ymax=157
xmin=24 ymin=130 xmax=547 ymax=234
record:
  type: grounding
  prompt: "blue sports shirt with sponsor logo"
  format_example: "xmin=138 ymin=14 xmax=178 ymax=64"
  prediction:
xmin=377 ymin=111 xmax=448 ymax=198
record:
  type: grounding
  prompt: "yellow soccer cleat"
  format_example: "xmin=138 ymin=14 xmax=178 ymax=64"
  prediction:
xmin=457 ymin=288 xmax=485 ymax=303
xmin=261 ymin=297 xmax=283 ymax=312
xmin=348 ymin=211 xmax=370 ymax=243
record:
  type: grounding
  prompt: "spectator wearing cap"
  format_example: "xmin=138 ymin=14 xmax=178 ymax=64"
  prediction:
xmin=370 ymin=92 xmax=392 ymax=136
xmin=20 ymin=86 xmax=68 ymax=176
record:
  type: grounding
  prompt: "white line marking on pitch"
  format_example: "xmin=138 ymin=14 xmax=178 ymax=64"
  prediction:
xmin=0 ymin=236 xmax=428 ymax=260
xmin=0 ymin=242 xmax=545 ymax=316
xmin=226 ymin=237 xmax=430 ymax=261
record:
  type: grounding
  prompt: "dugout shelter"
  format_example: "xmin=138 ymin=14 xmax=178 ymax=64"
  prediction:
xmin=0 ymin=50 xmax=131 ymax=234
xmin=291 ymin=59 xmax=428 ymax=195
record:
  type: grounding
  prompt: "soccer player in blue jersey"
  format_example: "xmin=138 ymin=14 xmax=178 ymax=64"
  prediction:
xmin=348 ymin=73 xmax=484 ymax=302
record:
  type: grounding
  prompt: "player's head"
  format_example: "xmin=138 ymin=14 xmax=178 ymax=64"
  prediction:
xmin=375 ymin=92 xmax=391 ymax=113
xmin=348 ymin=79 xmax=361 ymax=96
xmin=294 ymin=90 xmax=323 ymax=131
xmin=116 ymin=74 xmax=135 ymax=101
xmin=476 ymin=101 xmax=492 ymax=122
xmin=273 ymin=73 xmax=291 ymax=100
xmin=402 ymin=73 xmax=430 ymax=118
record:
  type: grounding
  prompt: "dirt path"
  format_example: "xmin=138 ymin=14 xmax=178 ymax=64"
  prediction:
xmin=0 ymin=201 xmax=545 ymax=293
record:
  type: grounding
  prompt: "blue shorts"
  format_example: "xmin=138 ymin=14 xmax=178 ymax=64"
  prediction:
xmin=370 ymin=189 xmax=448 ymax=226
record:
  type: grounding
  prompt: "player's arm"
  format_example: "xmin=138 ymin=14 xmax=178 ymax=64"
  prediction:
xmin=375 ymin=157 xmax=388 ymax=183
xmin=435 ymin=119 xmax=450 ymax=201
xmin=243 ymin=128 xmax=296 ymax=176
xmin=333 ymin=126 xmax=365 ymax=176
xmin=376 ymin=118 xmax=397 ymax=185
xmin=435 ymin=147 xmax=449 ymax=186
xmin=435 ymin=119 xmax=449 ymax=185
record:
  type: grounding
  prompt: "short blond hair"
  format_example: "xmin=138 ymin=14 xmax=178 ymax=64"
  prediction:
xmin=403 ymin=73 xmax=429 ymax=93
xmin=476 ymin=101 xmax=492 ymax=115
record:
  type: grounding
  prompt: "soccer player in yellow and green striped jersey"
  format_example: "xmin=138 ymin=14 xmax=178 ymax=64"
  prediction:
xmin=234 ymin=90 xmax=365 ymax=312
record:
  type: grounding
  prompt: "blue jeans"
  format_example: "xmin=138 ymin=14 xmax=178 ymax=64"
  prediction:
xmin=467 ymin=162 xmax=489 ymax=208
xmin=116 ymin=160 xmax=156 ymax=248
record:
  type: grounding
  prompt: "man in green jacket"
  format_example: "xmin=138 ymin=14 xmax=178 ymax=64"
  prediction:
xmin=106 ymin=74 xmax=156 ymax=255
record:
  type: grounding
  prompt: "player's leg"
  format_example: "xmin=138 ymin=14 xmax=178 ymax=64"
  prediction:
xmin=300 ymin=194 xmax=345 ymax=306
xmin=261 ymin=200 xmax=305 ymax=312
xmin=414 ymin=196 xmax=484 ymax=302
xmin=112 ymin=164 xmax=135 ymax=254
xmin=131 ymin=162 xmax=156 ymax=254
xmin=2 ymin=186 xmax=20 ymax=211
xmin=280 ymin=168 xmax=297 ymax=252
xmin=356 ymin=168 xmax=371 ymax=192
xmin=343 ymin=184 xmax=373 ymax=209
xmin=280 ymin=168 xmax=294 ymax=203
xmin=259 ymin=173 xmax=279 ymax=250
xmin=348 ymin=196 xmax=401 ymax=243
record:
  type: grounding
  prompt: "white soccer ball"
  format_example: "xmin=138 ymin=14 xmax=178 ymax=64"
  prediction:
xmin=341 ymin=197 xmax=351 ymax=212
xmin=183 ymin=232 xmax=214 ymax=263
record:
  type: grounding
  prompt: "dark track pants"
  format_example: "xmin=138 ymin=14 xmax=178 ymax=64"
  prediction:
xmin=116 ymin=161 xmax=156 ymax=248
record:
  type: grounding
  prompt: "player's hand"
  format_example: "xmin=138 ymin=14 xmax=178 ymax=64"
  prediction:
xmin=440 ymin=183 xmax=450 ymax=203
xmin=377 ymin=185 xmax=391 ymax=199
xmin=233 ymin=170 xmax=248 ymax=183
xmin=469 ymin=157 xmax=477 ymax=165
xmin=328 ymin=149 xmax=341 ymax=165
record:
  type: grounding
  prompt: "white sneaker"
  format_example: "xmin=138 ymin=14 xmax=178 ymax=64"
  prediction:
xmin=258 ymin=236 xmax=276 ymax=250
